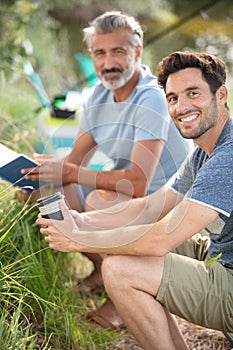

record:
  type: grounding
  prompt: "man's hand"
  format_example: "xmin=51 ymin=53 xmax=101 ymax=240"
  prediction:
xmin=21 ymin=153 xmax=78 ymax=185
xmin=69 ymin=209 xmax=85 ymax=228
xmin=37 ymin=202 xmax=84 ymax=252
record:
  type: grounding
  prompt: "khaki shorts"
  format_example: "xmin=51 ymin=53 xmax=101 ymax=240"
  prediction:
xmin=156 ymin=234 xmax=233 ymax=332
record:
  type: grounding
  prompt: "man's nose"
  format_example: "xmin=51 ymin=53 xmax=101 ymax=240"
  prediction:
xmin=103 ymin=52 xmax=116 ymax=70
xmin=176 ymin=95 xmax=191 ymax=114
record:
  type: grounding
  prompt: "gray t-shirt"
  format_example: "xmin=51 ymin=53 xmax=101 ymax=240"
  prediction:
xmin=80 ymin=65 xmax=193 ymax=194
xmin=168 ymin=118 xmax=233 ymax=268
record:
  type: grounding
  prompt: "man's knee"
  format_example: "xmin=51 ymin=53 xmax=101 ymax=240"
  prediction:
xmin=85 ymin=189 xmax=131 ymax=211
xmin=103 ymin=255 xmax=165 ymax=298
xmin=85 ymin=189 xmax=105 ymax=211
xmin=101 ymin=255 xmax=128 ymax=293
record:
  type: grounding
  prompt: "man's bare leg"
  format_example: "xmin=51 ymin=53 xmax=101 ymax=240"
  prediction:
xmin=61 ymin=183 xmax=83 ymax=212
xmin=85 ymin=189 xmax=131 ymax=211
xmin=102 ymin=255 xmax=188 ymax=350
xmin=163 ymin=308 xmax=188 ymax=349
xmin=79 ymin=189 xmax=132 ymax=292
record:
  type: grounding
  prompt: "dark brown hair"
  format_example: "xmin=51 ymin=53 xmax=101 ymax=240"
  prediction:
xmin=157 ymin=51 xmax=226 ymax=95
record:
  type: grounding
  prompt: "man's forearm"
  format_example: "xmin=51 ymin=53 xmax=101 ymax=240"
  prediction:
xmin=79 ymin=186 xmax=180 ymax=231
xmin=66 ymin=223 xmax=156 ymax=254
xmin=80 ymin=192 xmax=162 ymax=231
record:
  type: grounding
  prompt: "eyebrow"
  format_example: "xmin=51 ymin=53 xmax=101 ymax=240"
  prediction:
xmin=92 ymin=46 xmax=127 ymax=53
xmin=166 ymin=86 xmax=200 ymax=98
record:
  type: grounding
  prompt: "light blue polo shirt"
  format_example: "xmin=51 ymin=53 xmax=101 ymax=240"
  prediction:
xmin=80 ymin=65 xmax=193 ymax=196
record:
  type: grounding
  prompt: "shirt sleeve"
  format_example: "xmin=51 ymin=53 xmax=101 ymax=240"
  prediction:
xmin=186 ymin=144 xmax=233 ymax=217
xmin=167 ymin=150 xmax=196 ymax=195
xmin=132 ymin=89 xmax=171 ymax=142
xmin=169 ymin=145 xmax=233 ymax=217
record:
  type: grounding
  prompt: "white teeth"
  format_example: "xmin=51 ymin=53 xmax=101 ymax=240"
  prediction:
xmin=180 ymin=114 xmax=198 ymax=122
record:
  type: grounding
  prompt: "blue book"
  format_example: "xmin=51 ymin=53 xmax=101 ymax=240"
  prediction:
xmin=0 ymin=143 xmax=42 ymax=192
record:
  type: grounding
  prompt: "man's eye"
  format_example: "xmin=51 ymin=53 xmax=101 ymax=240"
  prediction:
xmin=94 ymin=51 xmax=104 ymax=57
xmin=167 ymin=96 xmax=177 ymax=104
xmin=188 ymin=91 xmax=198 ymax=97
xmin=113 ymin=49 xmax=127 ymax=55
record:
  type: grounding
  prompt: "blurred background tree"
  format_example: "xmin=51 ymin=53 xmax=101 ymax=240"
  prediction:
xmin=0 ymin=0 xmax=233 ymax=110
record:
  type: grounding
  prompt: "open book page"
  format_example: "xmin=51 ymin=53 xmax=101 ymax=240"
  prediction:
xmin=0 ymin=143 xmax=19 ymax=167
xmin=0 ymin=143 xmax=42 ymax=192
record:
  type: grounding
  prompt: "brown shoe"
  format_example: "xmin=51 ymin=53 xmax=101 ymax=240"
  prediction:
xmin=87 ymin=298 xmax=125 ymax=331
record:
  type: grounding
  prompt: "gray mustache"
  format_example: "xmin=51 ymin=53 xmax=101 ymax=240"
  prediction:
xmin=101 ymin=67 xmax=123 ymax=74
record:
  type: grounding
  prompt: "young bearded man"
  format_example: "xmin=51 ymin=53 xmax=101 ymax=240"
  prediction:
xmin=37 ymin=51 xmax=233 ymax=350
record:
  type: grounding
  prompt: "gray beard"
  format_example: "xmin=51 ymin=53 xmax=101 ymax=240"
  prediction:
xmin=100 ymin=65 xmax=135 ymax=91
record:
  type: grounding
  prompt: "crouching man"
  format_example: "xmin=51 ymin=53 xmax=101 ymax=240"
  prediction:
xmin=37 ymin=51 xmax=233 ymax=350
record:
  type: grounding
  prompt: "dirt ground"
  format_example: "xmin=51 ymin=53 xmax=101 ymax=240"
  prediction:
xmin=109 ymin=317 xmax=233 ymax=350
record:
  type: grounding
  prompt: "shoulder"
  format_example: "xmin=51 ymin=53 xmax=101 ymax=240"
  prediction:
xmin=133 ymin=65 xmax=168 ymax=113
xmin=84 ymin=82 xmax=111 ymax=108
xmin=208 ymin=119 xmax=233 ymax=168
xmin=137 ymin=65 xmax=161 ymax=91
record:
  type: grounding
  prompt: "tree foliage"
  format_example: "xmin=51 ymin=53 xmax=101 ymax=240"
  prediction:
xmin=0 ymin=1 xmax=38 ymax=77
xmin=1 ymin=0 xmax=233 ymax=81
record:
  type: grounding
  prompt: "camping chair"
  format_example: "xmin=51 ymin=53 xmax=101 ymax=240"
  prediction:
xmin=75 ymin=53 xmax=99 ymax=87
xmin=23 ymin=60 xmax=52 ymax=109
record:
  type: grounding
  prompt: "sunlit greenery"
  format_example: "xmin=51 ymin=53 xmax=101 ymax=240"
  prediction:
xmin=0 ymin=1 xmax=233 ymax=348
xmin=0 ymin=123 xmax=122 ymax=348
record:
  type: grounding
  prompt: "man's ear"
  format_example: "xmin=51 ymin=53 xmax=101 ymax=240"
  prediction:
xmin=217 ymin=85 xmax=228 ymax=105
xmin=135 ymin=45 xmax=143 ymax=61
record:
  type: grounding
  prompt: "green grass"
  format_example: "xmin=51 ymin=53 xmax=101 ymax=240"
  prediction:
xmin=0 ymin=186 xmax=122 ymax=349
xmin=0 ymin=109 xmax=123 ymax=349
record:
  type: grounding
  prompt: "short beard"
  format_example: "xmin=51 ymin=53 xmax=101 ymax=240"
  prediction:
xmin=99 ymin=63 xmax=135 ymax=90
xmin=178 ymin=96 xmax=218 ymax=139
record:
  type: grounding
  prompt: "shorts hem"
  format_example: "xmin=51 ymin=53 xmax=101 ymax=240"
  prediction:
xmin=156 ymin=253 xmax=172 ymax=303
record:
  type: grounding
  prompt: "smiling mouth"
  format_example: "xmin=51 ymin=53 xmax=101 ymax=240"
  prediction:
xmin=178 ymin=114 xmax=199 ymax=123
